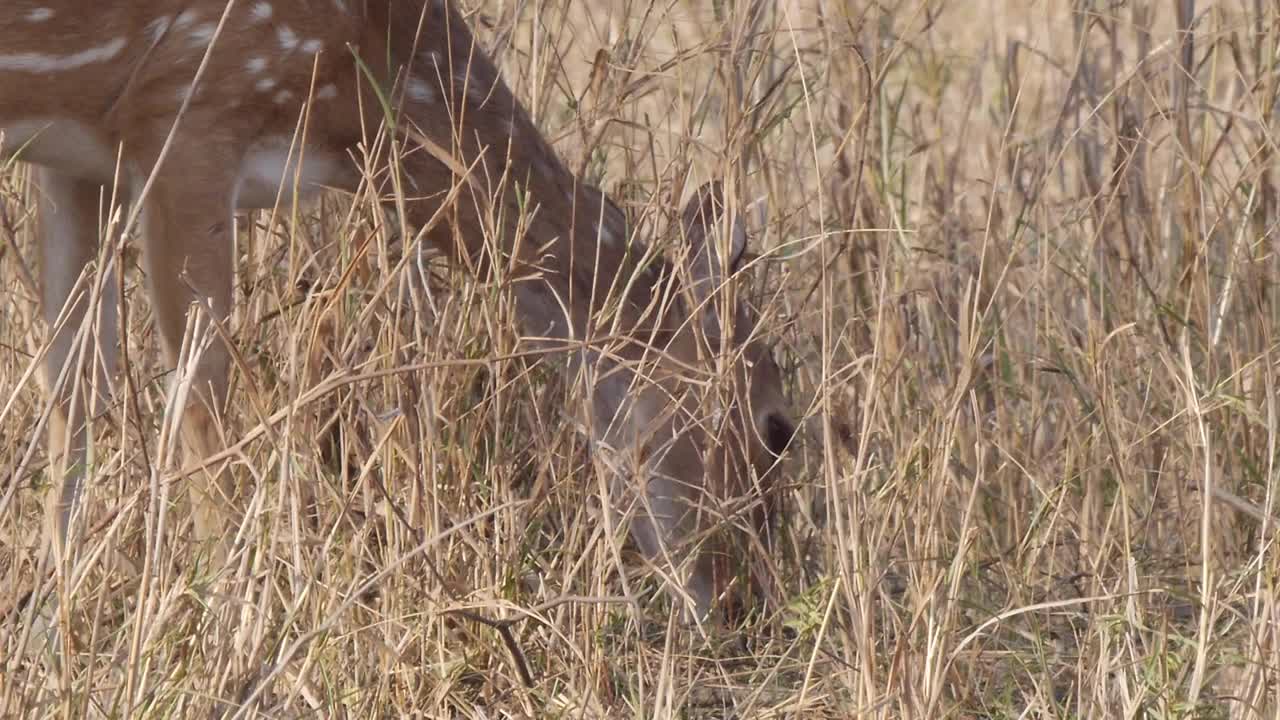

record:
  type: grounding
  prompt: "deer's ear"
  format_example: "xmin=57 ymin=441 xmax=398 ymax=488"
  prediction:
xmin=681 ymin=181 xmax=747 ymax=288
xmin=680 ymin=181 xmax=748 ymax=340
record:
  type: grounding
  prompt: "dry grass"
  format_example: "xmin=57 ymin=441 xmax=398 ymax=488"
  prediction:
xmin=4 ymin=0 xmax=1280 ymax=716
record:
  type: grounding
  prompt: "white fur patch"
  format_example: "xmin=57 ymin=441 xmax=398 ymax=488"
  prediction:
xmin=407 ymin=77 xmax=434 ymax=103
xmin=0 ymin=119 xmax=118 ymax=184
xmin=0 ymin=37 xmax=127 ymax=73
xmin=188 ymin=22 xmax=217 ymax=47
xmin=250 ymin=2 xmax=273 ymax=23
xmin=277 ymin=26 xmax=299 ymax=52
xmin=174 ymin=9 xmax=198 ymax=30
xmin=146 ymin=16 xmax=172 ymax=43
xmin=236 ymin=136 xmax=352 ymax=209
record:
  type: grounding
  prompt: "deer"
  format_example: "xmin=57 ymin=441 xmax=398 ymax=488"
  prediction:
xmin=1 ymin=0 xmax=796 ymax=622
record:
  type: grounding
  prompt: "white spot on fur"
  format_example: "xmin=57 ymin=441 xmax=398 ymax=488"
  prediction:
xmin=188 ymin=23 xmax=217 ymax=47
xmin=273 ymin=89 xmax=294 ymax=105
xmin=174 ymin=9 xmax=198 ymax=30
xmin=407 ymin=76 xmax=434 ymax=103
xmin=0 ymin=37 xmax=127 ymax=73
xmin=316 ymin=84 xmax=339 ymax=100
xmin=250 ymin=2 xmax=273 ymax=22
xmin=332 ymin=0 xmax=349 ymax=13
xmin=25 ymin=8 xmax=54 ymax=22
xmin=277 ymin=26 xmax=299 ymax=52
xmin=255 ymin=77 xmax=277 ymax=92
xmin=246 ymin=56 xmax=267 ymax=74
xmin=146 ymin=16 xmax=172 ymax=43
xmin=300 ymin=39 xmax=322 ymax=55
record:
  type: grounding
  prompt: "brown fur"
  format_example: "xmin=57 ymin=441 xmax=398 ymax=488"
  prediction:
xmin=1 ymin=0 xmax=794 ymax=619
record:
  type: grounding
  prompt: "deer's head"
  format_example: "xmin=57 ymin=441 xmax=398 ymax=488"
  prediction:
xmin=589 ymin=182 xmax=795 ymax=620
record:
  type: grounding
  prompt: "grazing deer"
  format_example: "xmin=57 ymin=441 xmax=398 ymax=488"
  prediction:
xmin=2 ymin=0 xmax=795 ymax=619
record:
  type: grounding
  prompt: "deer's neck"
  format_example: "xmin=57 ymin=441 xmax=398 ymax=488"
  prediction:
xmin=379 ymin=2 xmax=663 ymax=347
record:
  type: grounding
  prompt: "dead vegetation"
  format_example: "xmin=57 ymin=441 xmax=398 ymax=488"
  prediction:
xmin=3 ymin=0 xmax=1280 ymax=716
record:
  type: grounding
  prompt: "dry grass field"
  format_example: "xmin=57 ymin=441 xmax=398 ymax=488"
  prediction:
xmin=4 ymin=0 xmax=1280 ymax=716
